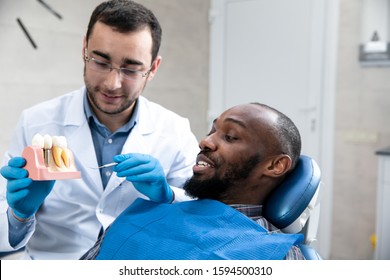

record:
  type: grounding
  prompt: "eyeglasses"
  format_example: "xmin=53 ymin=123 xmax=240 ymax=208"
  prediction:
xmin=84 ymin=53 xmax=151 ymax=81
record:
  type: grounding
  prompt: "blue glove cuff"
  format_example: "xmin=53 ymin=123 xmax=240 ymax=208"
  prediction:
xmin=169 ymin=190 xmax=175 ymax=204
xmin=12 ymin=208 xmax=34 ymax=221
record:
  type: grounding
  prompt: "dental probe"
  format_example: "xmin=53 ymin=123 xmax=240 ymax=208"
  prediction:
xmin=91 ymin=162 xmax=118 ymax=169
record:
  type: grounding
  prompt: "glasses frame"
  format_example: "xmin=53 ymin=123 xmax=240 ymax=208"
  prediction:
xmin=84 ymin=50 xmax=152 ymax=81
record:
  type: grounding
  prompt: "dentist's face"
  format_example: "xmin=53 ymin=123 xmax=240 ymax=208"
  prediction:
xmin=83 ymin=21 xmax=160 ymax=117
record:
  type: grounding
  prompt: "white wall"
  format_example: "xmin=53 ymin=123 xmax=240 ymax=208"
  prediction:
xmin=0 ymin=0 xmax=100 ymax=157
xmin=209 ymin=0 xmax=339 ymax=259
xmin=332 ymin=0 xmax=390 ymax=259
xmin=0 ymin=0 xmax=210 ymax=159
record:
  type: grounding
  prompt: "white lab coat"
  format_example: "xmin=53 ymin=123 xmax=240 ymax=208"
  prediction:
xmin=0 ymin=87 xmax=199 ymax=259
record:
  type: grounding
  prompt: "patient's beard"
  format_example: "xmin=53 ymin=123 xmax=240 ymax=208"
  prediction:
xmin=184 ymin=176 xmax=229 ymax=200
xmin=183 ymin=155 xmax=260 ymax=201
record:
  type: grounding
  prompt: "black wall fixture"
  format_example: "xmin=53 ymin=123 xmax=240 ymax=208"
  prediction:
xmin=17 ymin=0 xmax=63 ymax=50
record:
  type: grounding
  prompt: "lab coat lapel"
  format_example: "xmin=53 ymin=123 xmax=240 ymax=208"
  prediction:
xmin=63 ymin=88 xmax=103 ymax=191
xmin=103 ymin=125 xmax=146 ymax=194
xmin=121 ymin=96 xmax=154 ymax=155
xmin=68 ymin=121 xmax=103 ymax=191
xmin=105 ymin=97 xmax=154 ymax=192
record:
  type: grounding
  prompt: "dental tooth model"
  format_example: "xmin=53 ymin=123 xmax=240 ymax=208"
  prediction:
xmin=21 ymin=133 xmax=81 ymax=180
xmin=52 ymin=135 xmax=70 ymax=168
xmin=32 ymin=133 xmax=45 ymax=148
xmin=43 ymin=134 xmax=52 ymax=166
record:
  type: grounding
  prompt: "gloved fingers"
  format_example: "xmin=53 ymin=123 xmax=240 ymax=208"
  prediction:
xmin=0 ymin=165 xmax=29 ymax=180
xmin=114 ymin=153 xmax=154 ymax=168
xmin=6 ymin=188 xmax=30 ymax=206
xmin=114 ymin=153 xmax=145 ymax=162
xmin=114 ymin=153 xmax=155 ymax=173
xmin=115 ymin=161 xmax=159 ymax=178
xmin=8 ymin=157 xmax=27 ymax=168
xmin=124 ymin=172 xmax=164 ymax=183
xmin=38 ymin=180 xmax=56 ymax=187
xmin=31 ymin=180 xmax=56 ymax=192
xmin=6 ymin=178 xmax=33 ymax=193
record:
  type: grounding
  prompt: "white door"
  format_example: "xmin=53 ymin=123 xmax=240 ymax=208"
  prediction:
xmin=209 ymin=0 xmax=339 ymax=258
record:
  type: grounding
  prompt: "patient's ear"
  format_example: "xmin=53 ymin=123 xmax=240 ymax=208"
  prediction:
xmin=263 ymin=155 xmax=292 ymax=178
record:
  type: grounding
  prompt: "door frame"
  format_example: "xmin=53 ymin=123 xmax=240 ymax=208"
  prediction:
xmin=208 ymin=0 xmax=339 ymax=259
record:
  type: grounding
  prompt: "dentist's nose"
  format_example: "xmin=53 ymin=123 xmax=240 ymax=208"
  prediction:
xmin=104 ymin=69 xmax=122 ymax=90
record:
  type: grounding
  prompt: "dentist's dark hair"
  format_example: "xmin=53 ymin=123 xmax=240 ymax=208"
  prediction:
xmin=86 ymin=0 xmax=162 ymax=62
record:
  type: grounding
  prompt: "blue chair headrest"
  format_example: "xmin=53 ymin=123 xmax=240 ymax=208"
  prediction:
xmin=263 ymin=155 xmax=321 ymax=231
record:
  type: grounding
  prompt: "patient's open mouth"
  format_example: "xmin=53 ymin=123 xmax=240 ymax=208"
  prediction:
xmin=197 ymin=160 xmax=212 ymax=167
xmin=193 ymin=154 xmax=215 ymax=173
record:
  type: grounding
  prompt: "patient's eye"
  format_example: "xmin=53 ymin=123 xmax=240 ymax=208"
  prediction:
xmin=224 ymin=134 xmax=238 ymax=142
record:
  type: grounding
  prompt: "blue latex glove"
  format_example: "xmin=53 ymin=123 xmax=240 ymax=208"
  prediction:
xmin=0 ymin=157 xmax=55 ymax=220
xmin=113 ymin=153 xmax=173 ymax=203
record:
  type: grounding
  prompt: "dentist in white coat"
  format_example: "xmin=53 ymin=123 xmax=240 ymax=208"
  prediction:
xmin=0 ymin=0 xmax=199 ymax=259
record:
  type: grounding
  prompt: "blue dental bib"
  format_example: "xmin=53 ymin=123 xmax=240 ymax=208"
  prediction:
xmin=96 ymin=198 xmax=303 ymax=260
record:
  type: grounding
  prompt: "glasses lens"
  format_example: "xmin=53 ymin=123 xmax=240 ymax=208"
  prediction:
xmin=120 ymin=69 xmax=140 ymax=80
xmin=89 ymin=59 xmax=111 ymax=73
xmin=87 ymin=57 xmax=147 ymax=81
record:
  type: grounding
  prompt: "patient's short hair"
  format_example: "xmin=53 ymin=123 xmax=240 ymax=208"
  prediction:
xmin=251 ymin=102 xmax=301 ymax=169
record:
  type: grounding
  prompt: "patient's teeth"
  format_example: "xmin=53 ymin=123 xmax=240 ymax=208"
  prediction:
xmin=32 ymin=133 xmax=44 ymax=148
xmin=197 ymin=161 xmax=211 ymax=167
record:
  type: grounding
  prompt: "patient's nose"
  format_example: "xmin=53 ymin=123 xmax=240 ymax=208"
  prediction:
xmin=199 ymin=134 xmax=217 ymax=151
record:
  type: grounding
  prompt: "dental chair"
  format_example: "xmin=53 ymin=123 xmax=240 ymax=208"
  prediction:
xmin=263 ymin=155 xmax=323 ymax=260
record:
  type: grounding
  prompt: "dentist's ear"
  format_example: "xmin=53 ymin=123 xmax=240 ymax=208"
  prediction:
xmin=146 ymin=56 xmax=162 ymax=81
xmin=82 ymin=37 xmax=87 ymax=61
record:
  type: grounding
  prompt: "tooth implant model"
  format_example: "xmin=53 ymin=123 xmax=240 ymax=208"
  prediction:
xmin=21 ymin=133 xmax=81 ymax=180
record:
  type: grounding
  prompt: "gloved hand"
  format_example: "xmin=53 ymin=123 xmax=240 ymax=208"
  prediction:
xmin=113 ymin=153 xmax=173 ymax=203
xmin=0 ymin=157 xmax=55 ymax=220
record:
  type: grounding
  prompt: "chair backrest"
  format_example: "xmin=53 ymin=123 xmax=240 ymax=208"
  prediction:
xmin=262 ymin=155 xmax=322 ymax=259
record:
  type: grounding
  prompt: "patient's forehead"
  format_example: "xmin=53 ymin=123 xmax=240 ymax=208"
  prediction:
xmin=220 ymin=104 xmax=278 ymax=127
xmin=216 ymin=104 xmax=282 ymax=155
